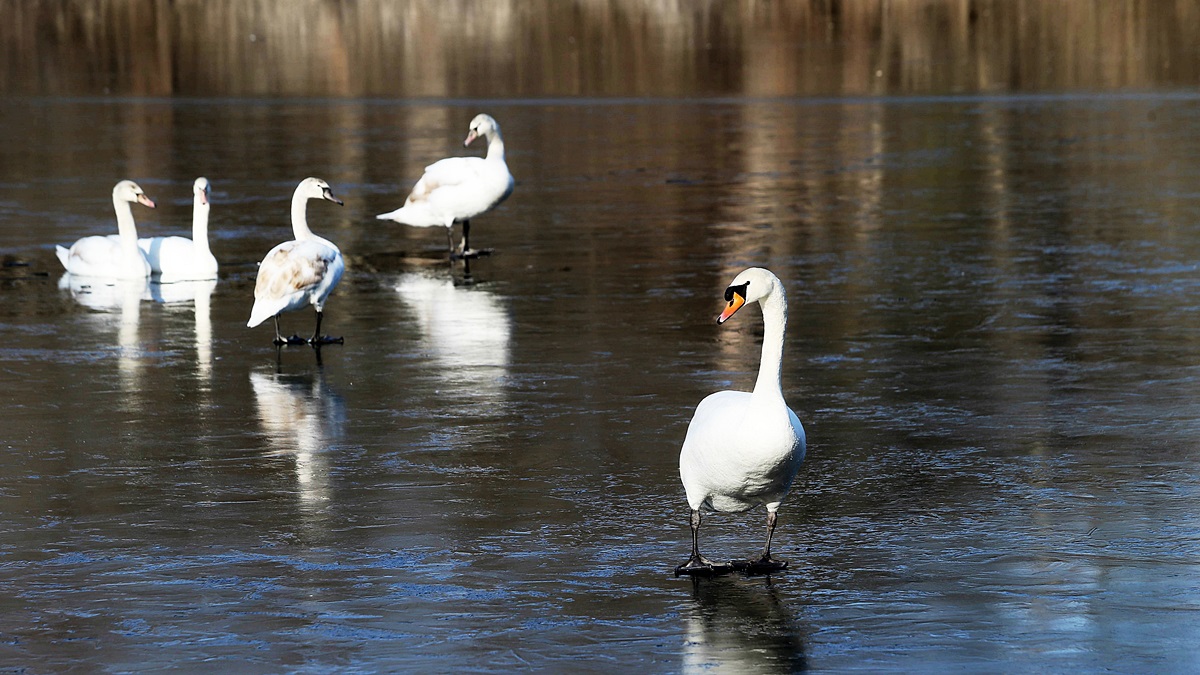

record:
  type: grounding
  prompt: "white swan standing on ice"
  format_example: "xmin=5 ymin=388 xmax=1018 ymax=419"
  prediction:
xmin=139 ymin=177 xmax=218 ymax=282
xmin=56 ymin=180 xmax=156 ymax=279
xmin=676 ymin=267 xmax=807 ymax=577
xmin=246 ymin=177 xmax=345 ymax=345
xmin=376 ymin=113 xmax=514 ymax=259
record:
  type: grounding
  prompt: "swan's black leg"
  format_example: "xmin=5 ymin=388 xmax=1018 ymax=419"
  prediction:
xmin=733 ymin=510 xmax=789 ymax=574
xmin=272 ymin=314 xmax=306 ymax=345
xmin=453 ymin=219 xmax=493 ymax=261
xmin=308 ymin=310 xmax=343 ymax=345
xmin=675 ymin=509 xmax=733 ymax=577
xmin=451 ymin=220 xmax=474 ymax=260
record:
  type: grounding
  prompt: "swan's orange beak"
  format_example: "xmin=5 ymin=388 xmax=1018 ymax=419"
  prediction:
xmin=464 ymin=130 xmax=479 ymax=147
xmin=137 ymin=194 xmax=156 ymax=209
xmin=197 ymin=190 xmax=208 ymax=206
xmin=717 ymin=292 xmax=745 ymax=324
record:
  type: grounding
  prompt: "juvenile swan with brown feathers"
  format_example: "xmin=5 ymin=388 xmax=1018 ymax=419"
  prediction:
xmin=247 ymin=178 xmax=345 ymax=345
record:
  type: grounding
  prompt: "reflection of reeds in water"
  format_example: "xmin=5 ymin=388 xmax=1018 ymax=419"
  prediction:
xmin=2 ymin=0 xmax=1196 ymax=96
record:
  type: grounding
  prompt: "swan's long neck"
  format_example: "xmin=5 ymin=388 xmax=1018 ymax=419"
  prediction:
xmin=192 ymin=199 xmax=211 ymax=254
xmin=485 ymin=130 xmax=506 ymax=162
xmin=753 ymin=287 xmax=788 ymax=401
xmin=291 ymin=193 xmax=314 ymax=241
xmin=113 ymin=195 xmax=140 ymax=250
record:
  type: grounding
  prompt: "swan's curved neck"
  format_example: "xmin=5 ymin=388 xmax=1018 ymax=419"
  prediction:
xmin=113 ymin=195 xmax=139 ymax=247
xmin=485 ymin=130 xmax=506 ymax=162
xmin=753 ymin=288 xmax=788 ymax=400
xmin=291 ymin=193 xmax=314 ymax=241
xmin=192 ymin=200 xmax=211 ymax=252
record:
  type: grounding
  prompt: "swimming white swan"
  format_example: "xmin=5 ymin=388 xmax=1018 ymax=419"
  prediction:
xmin=676 ymin=267 xmax=807 ymax=577
xmin=246 ymin=177 xmax=345 ymax=345
xmin=376 ymin=113 xmax=514 ymax=258
xmin=56 ymin=180 xmax=156 ymax=279
xmin=138 ymin=177 xmax=218 ymax=282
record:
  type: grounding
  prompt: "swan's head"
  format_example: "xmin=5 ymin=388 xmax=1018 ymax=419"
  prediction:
xmin=464 ymin=114 xmax=500 ymax=147
xmin=114 ymin=180 xmax=155 ymax=209
xmin=297 ymin=177 xmax=344 ymax=206
xmin=718 ymin=267 xmax=784 ymax=324
xmin=194 ymin=177 xmax=210 ymax=206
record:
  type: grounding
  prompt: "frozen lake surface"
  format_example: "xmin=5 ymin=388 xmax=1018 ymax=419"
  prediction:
xmin=2 ymin=95 xmax=1200 ymax=671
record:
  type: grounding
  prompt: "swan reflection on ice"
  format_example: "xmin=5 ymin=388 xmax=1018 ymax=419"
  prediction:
xmin=150 ymin=279 xmax=217 ymax=383
xmin=59 ymin=273 xmax=150 ymax=389
xmin=395 ymin=272 xmax=511 ymax=402
xmin=59 ymin=273 xmax=151 ymax=311
xmin=249 ymin=368 xmax=345 ymax=513
xmin=682 ymin=578 xmax=806 ymax=674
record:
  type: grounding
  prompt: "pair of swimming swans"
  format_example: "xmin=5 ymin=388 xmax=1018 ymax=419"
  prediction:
xmin=56 ymin=178 xmax=217 ymax=282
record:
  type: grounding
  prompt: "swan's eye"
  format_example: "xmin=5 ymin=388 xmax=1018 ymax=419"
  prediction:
xmin=724 ymin=282 xmax=749 ymax=303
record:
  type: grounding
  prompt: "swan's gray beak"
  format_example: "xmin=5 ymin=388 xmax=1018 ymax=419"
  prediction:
xmin=322 ymin=188 xmax=344 ymax=206
xmin=464 ymin=130 xmax=479 ymax=147
xmin=137 ymin=194 xmax=156 ymax=209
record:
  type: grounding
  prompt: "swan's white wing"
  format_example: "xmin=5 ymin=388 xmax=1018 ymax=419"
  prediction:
xmin=139 ymin=236 xmax=218 ymax=281
xmin=406 ymin=157 xmax=488 ymax=204
xmin=247 ymin=240 xmax=339 ymax=326
xmin=61 ymin=235 xmax=148 ymax=278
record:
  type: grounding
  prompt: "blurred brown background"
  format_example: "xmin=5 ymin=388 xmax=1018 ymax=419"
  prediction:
xmin=3 ymin=0 xmax=1198 ymax=97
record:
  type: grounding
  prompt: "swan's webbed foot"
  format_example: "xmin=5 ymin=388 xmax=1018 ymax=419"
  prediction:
xmin=674 ymin=554 xmax=734 ymax=578
xmin=731 ymin=554 xmax=788 ymax=575
xmin=450 ymin=247 xmax=493 ymax=261
xmin=308 ymin=335 xmax=344 ymax=345
xmin=274 ymin=333 xmax=309 ymax=346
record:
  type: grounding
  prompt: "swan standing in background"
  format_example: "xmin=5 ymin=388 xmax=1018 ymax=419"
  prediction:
xmin=376 ymin=114 xmax=514 ymax=259
xmin=676 ymin=267 xmax=807 ymax=577
xmin=246 ymin=177 xmax=345 ymax=345
xmin=138 ymin=177 xmax=218 ymax=282
xmin=56 ymin=180 xmax=155 ymax=279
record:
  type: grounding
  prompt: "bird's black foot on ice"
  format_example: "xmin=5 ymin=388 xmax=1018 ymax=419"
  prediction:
xmin=674 ymin=555 xmax=735 ymax=577
xmin=451 ymin=248 xmax=493 ymax=261
xmin=731 ymin=555 xmax=788 ymax=575
xmin=308 ymin=335 xmax=344 ymax=345
xmin=274 ymin=334 xmax=309 ymax=346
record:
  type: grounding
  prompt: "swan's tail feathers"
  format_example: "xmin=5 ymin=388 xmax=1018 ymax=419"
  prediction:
xmin=375 ymin=205 xmax=443 ymax=228
xmin=55 ymin=245 xmax=71 ymax=271
xmin=376 ymin=208 xmax=405 ymax=222
xmin=247 ymin=300 xmax=278 ymax=329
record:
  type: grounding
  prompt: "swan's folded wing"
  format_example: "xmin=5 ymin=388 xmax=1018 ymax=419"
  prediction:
xmin=407 ymin=157 xmax=486 ymax=203
xmin=254 ymin=241 xmax=333 ymax=300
